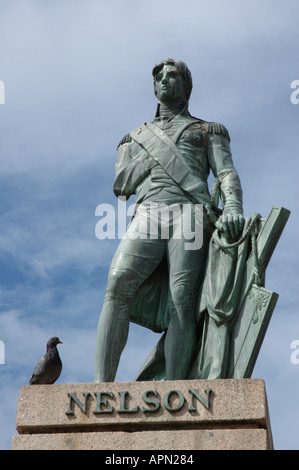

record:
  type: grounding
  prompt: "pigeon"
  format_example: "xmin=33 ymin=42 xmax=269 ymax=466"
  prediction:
xmin=29 ymin=337 xmax=63 ymax=385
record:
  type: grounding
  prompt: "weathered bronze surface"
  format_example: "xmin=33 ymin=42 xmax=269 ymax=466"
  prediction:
xmin=94 ymin=59 xmax=289 ymax=383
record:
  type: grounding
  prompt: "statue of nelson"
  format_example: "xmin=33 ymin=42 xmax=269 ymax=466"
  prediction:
xmin=94 ymin=59 xmax=244 ymax=382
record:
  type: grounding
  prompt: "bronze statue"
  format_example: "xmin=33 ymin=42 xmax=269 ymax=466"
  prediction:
xmin=94 ymin=59 xmax=245 ymax=382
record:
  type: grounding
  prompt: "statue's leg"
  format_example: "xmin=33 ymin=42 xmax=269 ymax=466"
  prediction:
xmin=164 ymin=225 xmax=209 ymax=380
xmin=94 ymin=213 xmax=166 ymax=382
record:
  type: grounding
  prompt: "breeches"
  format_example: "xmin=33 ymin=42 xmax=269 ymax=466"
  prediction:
xmin=103 ymin=203 xmax=209 ymax=321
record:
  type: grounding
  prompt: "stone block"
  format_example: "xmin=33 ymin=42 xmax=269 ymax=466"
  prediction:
xmin=12 ymin=379 xmax=273 ymax=450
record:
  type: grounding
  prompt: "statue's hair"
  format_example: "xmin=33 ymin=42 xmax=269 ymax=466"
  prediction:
xmin=152 ymin=58 xmax=193 ymax=100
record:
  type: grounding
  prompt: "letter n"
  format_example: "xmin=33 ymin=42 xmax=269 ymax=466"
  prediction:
xmin=65 ymin=392 xmax=91 ymax=416
xmin=188 ymin=388 xmax=212 ymax=411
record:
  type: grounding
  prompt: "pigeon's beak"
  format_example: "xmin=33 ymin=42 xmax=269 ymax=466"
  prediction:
xmin=58 ymin=340 xmax=63 ymax=344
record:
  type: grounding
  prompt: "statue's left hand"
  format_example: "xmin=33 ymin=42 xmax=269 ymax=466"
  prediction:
xmin=216 ymin=212 xmax=245 ymax=240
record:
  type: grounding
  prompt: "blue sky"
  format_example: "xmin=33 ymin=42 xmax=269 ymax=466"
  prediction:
xmin=0 ymin=0 xmax=298 ymax=450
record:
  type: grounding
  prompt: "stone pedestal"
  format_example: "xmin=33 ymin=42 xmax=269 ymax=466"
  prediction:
xmin=12 ymin=379 xmax=273 ymax=450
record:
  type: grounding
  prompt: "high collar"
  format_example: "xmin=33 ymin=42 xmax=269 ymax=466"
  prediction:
xmin=154 ymin=101 xmax=190 ymax=120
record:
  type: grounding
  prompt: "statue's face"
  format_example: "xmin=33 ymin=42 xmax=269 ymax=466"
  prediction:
xmin=154 ymin=64 xmax=186 ymax=103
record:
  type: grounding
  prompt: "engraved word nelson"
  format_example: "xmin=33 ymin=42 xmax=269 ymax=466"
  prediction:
xmin=65 ymin=387 xmax=212 ymax=416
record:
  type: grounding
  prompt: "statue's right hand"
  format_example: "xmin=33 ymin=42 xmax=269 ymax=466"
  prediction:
xmin=216 ymin=212 xmax=245 ymax=240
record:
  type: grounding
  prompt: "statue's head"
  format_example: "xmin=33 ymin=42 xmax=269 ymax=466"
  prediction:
xmin=152 ymin=59 xmax=193 ymax=103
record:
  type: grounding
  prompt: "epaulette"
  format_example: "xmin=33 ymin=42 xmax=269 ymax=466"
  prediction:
xmin=117 ymin=133 xmax=132 ymax=149
xmin=207 ymin=122 xmax=230 ymax=142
